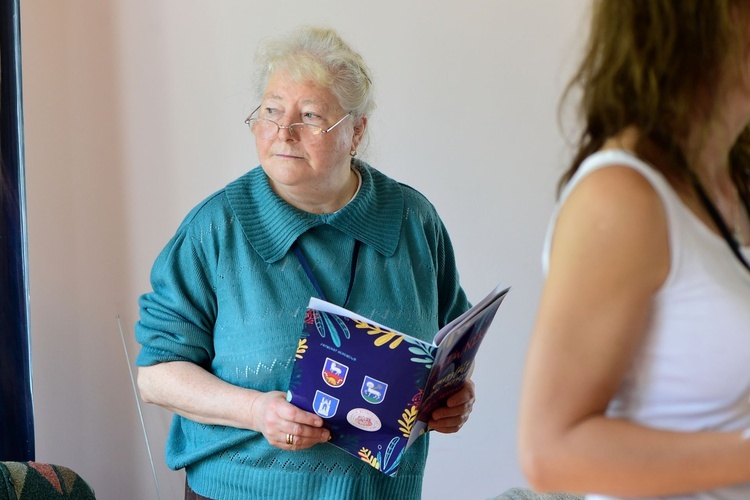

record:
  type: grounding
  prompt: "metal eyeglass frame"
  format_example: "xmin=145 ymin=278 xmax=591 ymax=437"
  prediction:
xmin=244 ymin=105 xmax=351 ymax=140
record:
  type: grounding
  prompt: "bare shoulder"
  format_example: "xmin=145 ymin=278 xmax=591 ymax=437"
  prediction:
xmin=552 ymin=163 xmax=670 ymax=296
xmin=561 ymin=164 xmax=667 ymax=246
xmin=565 ymin=164 xmax=665 ymax=219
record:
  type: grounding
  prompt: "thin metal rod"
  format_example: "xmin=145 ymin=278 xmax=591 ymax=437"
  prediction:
xmin=117 ymin=314 xmax=162 ymax=500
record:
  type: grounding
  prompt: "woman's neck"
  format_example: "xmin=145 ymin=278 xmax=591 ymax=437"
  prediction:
xmin=684 ymin=76 xmax=750 ymax=186
xmin=683 ymin=95 xmax=750 ymax=244
xmin=274 ymin=165 xmax=359 ymax=215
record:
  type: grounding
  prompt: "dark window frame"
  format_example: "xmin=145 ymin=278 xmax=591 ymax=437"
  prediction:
xmin=0 ymin=0 xmax=34 ymax=461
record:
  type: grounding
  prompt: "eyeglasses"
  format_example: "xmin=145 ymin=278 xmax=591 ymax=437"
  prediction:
xmin=244 ymin=106 xmax=351 ymax=143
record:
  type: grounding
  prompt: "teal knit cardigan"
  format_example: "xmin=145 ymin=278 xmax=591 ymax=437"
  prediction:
xmin=135 ymin=161 xmax=470 ymax=500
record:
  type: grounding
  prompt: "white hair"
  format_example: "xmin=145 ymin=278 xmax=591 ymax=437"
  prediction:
xmin=252 ymin=26 xmax=376 ymax=120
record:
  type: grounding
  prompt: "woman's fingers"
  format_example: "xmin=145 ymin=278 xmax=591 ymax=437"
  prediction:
xmin=278 ymin=426 xmax=330 ymax=450
xmin=255 ymin=392 xmax=329 ymax=449
xmin=429 ymin=380 xmax=475 ymax=434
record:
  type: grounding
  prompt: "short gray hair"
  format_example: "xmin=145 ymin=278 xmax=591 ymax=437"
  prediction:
xmin=252 ymin=26 xmax=376 ymax=120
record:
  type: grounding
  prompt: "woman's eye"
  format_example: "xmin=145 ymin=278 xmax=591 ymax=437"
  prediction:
xmin=262 ymin=107 xmax=280 ymax=118
xmin=302 ymin=112 xmax=325 ymax=124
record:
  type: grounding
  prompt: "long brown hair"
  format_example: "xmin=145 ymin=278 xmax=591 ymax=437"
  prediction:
xmin=560 ymin=0 xmax=750 ymax=198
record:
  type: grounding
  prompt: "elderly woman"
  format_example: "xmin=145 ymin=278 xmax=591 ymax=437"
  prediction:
xmin=135 ymin=26 xmax=474 ymax=500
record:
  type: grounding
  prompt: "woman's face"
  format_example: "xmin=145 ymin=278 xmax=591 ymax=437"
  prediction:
xmin=254 ymin=70 xmax=365 ymax=211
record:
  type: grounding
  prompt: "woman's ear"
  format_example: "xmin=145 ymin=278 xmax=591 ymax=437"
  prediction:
xmin=351 ymin=116 xmax=368 ymax=150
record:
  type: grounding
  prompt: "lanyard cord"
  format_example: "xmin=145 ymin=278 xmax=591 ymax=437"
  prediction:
xmin=293 ymin=239 xmax=362 ymax=305
xmin=690 ymin=173 xmax=750 ymax=273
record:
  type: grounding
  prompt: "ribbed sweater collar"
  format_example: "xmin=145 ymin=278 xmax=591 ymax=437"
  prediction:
xmin=225 ymin=160 xmax=404 ymax=263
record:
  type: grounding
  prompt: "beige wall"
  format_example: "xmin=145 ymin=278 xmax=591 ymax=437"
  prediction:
xmin=21 ymin=1 xmax=588 ymax=498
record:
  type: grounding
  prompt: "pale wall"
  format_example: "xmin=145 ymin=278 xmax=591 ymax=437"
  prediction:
xmin=20 ymin=1 xmax=588 ymax=499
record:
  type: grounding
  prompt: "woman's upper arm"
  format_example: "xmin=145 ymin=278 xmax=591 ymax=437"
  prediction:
xmin=135 ymin=224 xmax=218 ymax=368
xmin=519 ymin=166 xmax=670 ymax=470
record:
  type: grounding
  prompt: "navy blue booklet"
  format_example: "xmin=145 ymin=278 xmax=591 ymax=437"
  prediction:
xmin=287 ymin=284 xmax=510 ymax=476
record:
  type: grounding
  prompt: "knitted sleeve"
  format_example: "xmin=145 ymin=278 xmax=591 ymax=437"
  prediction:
xmin=135 ymin=199 xmax=221 ymax=368
xmin=400 ymin=184 xmax=471 ymax=328
xmin=434 ymin=215 xmax=471 ymax=327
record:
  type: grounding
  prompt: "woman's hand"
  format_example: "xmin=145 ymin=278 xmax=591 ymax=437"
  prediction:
xmin=428 ymin=379 xmax=475 ymax=434
xmin=249 ymin=391 xmax=330 ymax=450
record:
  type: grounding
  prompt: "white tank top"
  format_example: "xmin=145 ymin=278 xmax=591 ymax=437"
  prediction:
xmin=543 ymin=150 xmax=750 ymax=500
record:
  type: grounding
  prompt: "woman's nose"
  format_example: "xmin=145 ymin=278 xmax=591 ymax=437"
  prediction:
xmin=276 ymin=124 xmax=296 ymax=141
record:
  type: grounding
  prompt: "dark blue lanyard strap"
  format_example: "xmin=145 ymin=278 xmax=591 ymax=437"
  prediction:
xmin=293 ymin=239 xmax=361 ymax=305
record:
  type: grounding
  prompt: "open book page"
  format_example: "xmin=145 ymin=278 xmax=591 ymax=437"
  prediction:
xmin=414 ymin=284 xmax=510 ymax=424
xmin=433 ymin=283 xmax=510 ymax=346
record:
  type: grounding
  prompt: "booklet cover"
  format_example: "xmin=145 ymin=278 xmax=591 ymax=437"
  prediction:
xmin=286 ymin=283 xmax=510 ymax=476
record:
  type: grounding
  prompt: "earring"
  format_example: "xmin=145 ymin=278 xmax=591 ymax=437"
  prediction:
xmin=350 ymin=149 xmax=358 ymax=157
